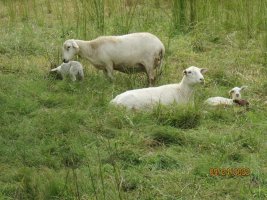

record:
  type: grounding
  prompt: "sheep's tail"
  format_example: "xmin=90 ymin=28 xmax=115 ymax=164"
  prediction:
xmin=158 ymin=48 xmax=164 ymax=75
xmin=155 ymin=48 xmax=165 ymax=79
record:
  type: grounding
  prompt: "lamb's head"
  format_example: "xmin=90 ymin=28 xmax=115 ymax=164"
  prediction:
xmin=229 ymin=86 xmax=247 ymax=100
xmin=62 ymin=39 xmax=79 ymax=63
xmin=182 ymin=66 xmax=208 ymax=86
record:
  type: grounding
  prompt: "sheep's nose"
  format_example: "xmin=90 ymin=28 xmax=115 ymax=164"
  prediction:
xmin=236 ymin=94 xmax=240 ymax=97
xmin=200 ymin=78 xmax=204 ymax=82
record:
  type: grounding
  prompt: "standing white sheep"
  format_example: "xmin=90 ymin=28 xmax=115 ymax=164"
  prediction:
xmin=50 ymin=61 xmax=84 ymax=81
xmin=62 ymin=32 xmax=165 ymax=86
xmin=110 ymin=66 xmax=208 ymax=110
xmin=205 ymin=86 xmax=247 ymax=106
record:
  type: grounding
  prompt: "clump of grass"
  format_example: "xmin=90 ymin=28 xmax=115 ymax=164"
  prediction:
xmin=205 ymin=108 xmax=233 ymax=123
xmin=96 ymin=126 xmax=118 ymax=139
xmin=147 ymin=154 xmax=180 ymax=170
xmin=108 ymin=115 xmax=132 ymax=129
xmin=227 ymin=152 xmax=244 ymax=162
xmin=61 ymin=150 xmax=84 ymax=169
xmin=261 ymin=81 xmax=267 ymax=96
xmin=103 ymin=149 xmax=141 ymax=168
xmin=121 ymin=177 xmax=138 ymax=192
xmin=148 ymin=126 xmax=186 ymax=147
xmin=240 ymin=138 xmax=259 ymax=153
xmin=43 ymin=177 xmax=65 ymax=199
xmin=154 ymin=105 xmax=202 ymax=129
xmin=205 ymin=107 xmax=250 ymax=125
xmin=192 ymin=157 xmax=221 ymax=177
xmin=14 ymin=167 xmax=38 ymax=199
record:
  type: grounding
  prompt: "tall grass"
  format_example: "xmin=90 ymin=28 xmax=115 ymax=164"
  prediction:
xmin=4 ymin=0 xmax=266 ymax=44
xmin=171 ymin=0 xmax=266 ymax=38
xmin=92 ymin=0 xmax=105 ymax=34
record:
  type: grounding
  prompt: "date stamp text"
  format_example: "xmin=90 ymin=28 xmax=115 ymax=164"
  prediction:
xmin=210 ymin=168 xmax=251 ymax=176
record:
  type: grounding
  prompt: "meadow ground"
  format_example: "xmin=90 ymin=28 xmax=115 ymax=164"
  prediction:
xmin=0 ymin=0 xmax=266 ymax=199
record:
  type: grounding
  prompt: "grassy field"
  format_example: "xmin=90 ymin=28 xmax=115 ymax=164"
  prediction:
xmin=0 ymin=0 xmax=266 ymax=199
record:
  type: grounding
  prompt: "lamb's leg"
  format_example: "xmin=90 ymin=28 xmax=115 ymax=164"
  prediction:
xmin=78 ymin=70 xmax=84 ymax=81
xmin=70 ymin=74 xmax=76 ymax=81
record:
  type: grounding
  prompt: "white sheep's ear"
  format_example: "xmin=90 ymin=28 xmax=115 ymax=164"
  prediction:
xmin=201 ymin=68 xmax=208 ymax=74
xmin=71 ymin=40 xmax=79 ymax=49
xmin=240 ymin=86 xmax=248 ymax=91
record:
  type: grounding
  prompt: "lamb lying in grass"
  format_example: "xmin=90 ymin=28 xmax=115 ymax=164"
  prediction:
xmin=110 ymin=66 xmax=208 ymax=110
xmin=50 ymin=61 xmax=84 ymax=81
xmin=205 ymin=86 xmax=248 ymax=106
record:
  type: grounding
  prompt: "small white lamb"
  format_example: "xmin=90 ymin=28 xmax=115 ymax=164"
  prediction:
xmin=205 ymin=86 xmax=247 ymax=106
xmin=110 ymin=66 xmax=208 ymax=110
xmin=50 ymin=61 xmax=84 ymax=81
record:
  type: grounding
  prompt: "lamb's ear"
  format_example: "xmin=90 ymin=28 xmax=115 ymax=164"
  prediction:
xmin=201 ymin=68 xmax=208 ymax=74
xmin=51 ymin=68 xmax=57 ymax=72
xmin=228 ymin=89 xmax=234 ymax=97
xmin=240 ymin=86 xmax=248 ymax=91
xmin=71 ymin=40 xmax=79 ymax=49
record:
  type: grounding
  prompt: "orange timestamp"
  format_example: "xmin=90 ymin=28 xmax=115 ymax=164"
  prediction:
xmin=210 ymin=168 xmax=251 ymax=176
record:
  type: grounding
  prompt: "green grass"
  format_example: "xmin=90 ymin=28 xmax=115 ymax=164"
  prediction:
xmin=0 ymin=0 xmax=267 ymax=199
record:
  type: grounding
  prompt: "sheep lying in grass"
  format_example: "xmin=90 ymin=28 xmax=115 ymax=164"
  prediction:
xmin=50 ymin=61 xmax=84 ymax=81
xmin=205 ymin=86 xmax=248 ymax=106
xmin=62 ymin=32 xmax=165 ymax=86
xmin=110 ymin=66 xmax=208 ymax=110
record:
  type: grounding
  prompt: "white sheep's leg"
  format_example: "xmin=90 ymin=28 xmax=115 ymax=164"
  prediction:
xmin=104 ymin=64 xmax=114 ymax=81
xmin=145 ymin=67 xmax=156 ymax=86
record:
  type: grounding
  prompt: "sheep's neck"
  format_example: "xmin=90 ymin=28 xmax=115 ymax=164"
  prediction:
xmin=75 ymin=40 xmax=94 ymax=61
xmin=178 ymin=77 xmax=195 ymax=100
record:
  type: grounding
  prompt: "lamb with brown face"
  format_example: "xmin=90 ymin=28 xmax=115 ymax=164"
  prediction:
xmin=205 ymin=86 xmax=248 ymax=106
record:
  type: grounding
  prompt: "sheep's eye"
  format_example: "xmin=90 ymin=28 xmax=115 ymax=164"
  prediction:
xmin=67 ymin=46 xmax=71 ymax=50
xmin=187 ymin=71 xmax=192 ymax=74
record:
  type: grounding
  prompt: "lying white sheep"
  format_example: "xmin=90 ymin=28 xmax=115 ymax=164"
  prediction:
xmin=205 ymin=86 xmax=247 ymax=106
xmin=50 ymin=61 xmax=84 ymax=81
xmin=62 ymin=32 xmax=165 ymax=86
xmin=110 ymin=66 xmax=208 ymax=110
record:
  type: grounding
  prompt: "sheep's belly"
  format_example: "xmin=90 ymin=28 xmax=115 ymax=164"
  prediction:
xmin=114 ymin=63 xmax=145 ymax=73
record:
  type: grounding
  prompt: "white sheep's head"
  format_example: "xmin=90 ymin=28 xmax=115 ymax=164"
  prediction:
xmin=182 ymin=66 xmax=208 ymax=86
xmin=229 ymin=86 xmax=247 ymax=100
xmin=62 ymin=39 xmax=79 ymax=63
